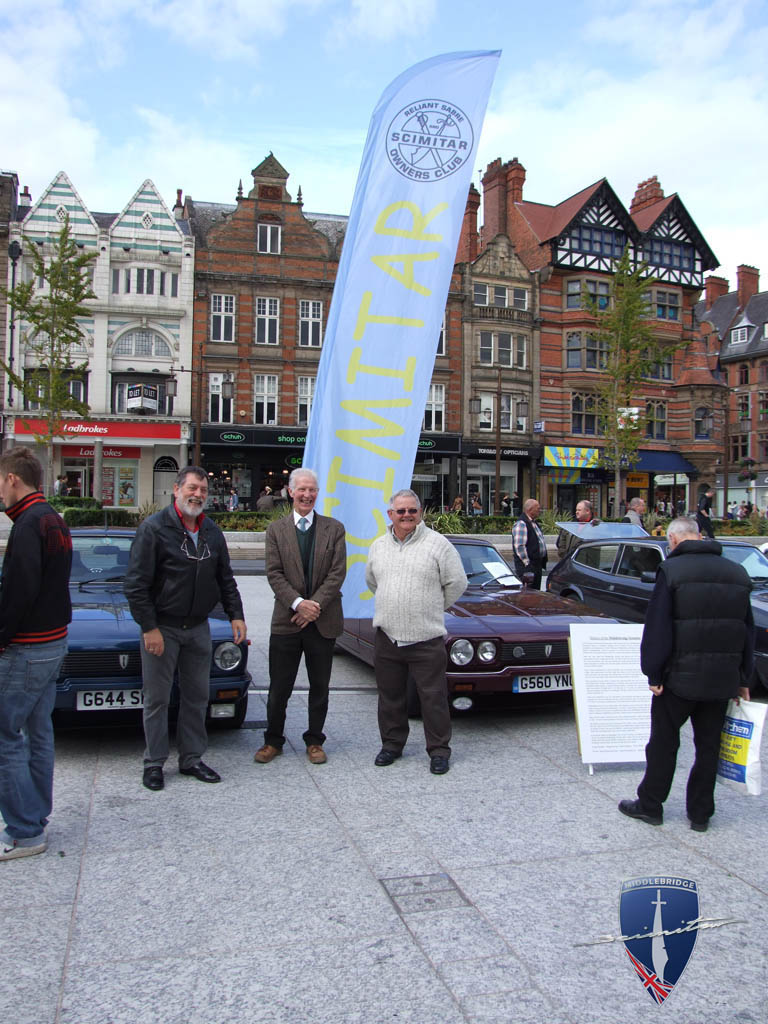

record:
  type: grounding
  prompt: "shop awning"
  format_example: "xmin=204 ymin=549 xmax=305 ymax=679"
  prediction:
xmin=634 ymin=450 xmax=697 ymax=474
xmin=543 ymin=445 xmax=598 ymax=468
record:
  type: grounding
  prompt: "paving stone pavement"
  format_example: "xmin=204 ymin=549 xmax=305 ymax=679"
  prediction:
xmin=1 ymin=577 xmax=766 ymax=1023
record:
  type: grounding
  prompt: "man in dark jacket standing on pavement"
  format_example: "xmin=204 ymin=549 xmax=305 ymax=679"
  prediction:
xmin=124 ymin=466 xmax=246 ymax=791
xmin=619 ymin=516 xmax=753 ymax=832
xmin=0 ymin=447 xmax=71 ymax=861
xmin=511 ymin=498 xmax=548 ymax=590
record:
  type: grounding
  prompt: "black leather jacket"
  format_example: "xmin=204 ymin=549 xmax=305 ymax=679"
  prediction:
xmin=124 ymin=504 xmax=243 ymax=632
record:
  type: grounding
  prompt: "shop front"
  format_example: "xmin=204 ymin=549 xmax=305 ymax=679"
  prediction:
xmin=11 ymin=417 xmax=185 ymax=507
xmin=198 ymin=425 xmax=306 ymax=511
xmin=412 ymin=434 xmax=461 ymax=511
xmin=543 ymin=446 xmax=608 ymax=516
xmin=463 ymin=442 xmax=541 ymax=515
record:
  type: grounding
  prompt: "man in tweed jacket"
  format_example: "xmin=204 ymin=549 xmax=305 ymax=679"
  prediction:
xmin=254 ymin=469 xmax=346 ymax=765
xmin=365 ymin=489 xmax=467 ymax=775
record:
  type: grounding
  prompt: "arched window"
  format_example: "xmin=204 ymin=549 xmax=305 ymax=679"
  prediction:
xmin=114 ymin=330 xmax=172 ymax=358
xmin=646 ymin=401 xmax=667 ymax=440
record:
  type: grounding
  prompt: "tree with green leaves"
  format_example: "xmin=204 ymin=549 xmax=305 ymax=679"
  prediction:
xmin=1 ymin=216 xmax=96 ymax=493
xmin=584 ymin=247 xmax=682 ymax=516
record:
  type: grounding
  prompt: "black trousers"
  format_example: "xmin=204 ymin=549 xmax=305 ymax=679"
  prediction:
xmin=266 ymin=624 xmax=335 ymax=748
xmin=513 ymin=555 xmax=544 ymax=590
xmin=637 ymin=688 xmax=729 ymax=824
xmin=374 ymin=630 xmax=451 ymax=758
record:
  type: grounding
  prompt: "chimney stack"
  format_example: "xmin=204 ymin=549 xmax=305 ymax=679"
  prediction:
xmin=18 ymin=185 xmax=31 ymax=207
xmin=737 ymin=265 xmax=759 ymax=310
xmin=481 ymin=158 xmax=507 ymax=243
xmin=457 ymin=184 xmax=480 ymax=263
xmin=630 ymin=175 xmax=665 ymax=214
xmin=704 ymin=275 xmax=730 ymax=309
xmin=173 ymin=188 xmax=184 ymax=220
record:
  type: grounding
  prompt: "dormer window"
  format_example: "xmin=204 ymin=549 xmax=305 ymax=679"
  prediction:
xmin=731 ymin=326 xmax=749 ymax=345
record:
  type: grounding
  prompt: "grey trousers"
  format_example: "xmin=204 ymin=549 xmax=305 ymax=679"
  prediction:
xmin=140 ymin=622 xmax=211 ymax=769
xmin=374 ymin=630 xmax=451 ymax=758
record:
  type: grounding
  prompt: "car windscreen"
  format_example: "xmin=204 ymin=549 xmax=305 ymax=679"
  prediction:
xmin=452 ymin=543 xmax=519 ymax=586
xmin=721 ymin=544 xmax=768 ymax=582
xmin=71 ymin=537 xmax=133 ymax=581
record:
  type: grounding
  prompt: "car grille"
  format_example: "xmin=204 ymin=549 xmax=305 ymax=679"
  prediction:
xmin=59 ymin=650 xmax=143 ymax=680
xmin=500 ymin=639 xmax=569 ymax=665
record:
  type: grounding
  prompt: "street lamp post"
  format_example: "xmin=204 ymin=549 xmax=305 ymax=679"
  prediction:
xmin=7 ymin=241 xmax=22 ymax=409
xmin=165 ymin=369 xmax=233 ymax=467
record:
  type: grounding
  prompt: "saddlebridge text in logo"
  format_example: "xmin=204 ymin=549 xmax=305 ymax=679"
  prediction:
xmin=619 ymin=877 xmax=699 ymax=1005
xmin=387 ymin=100 xmax=473 ymax=182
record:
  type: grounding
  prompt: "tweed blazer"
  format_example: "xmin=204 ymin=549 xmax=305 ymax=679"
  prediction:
xmin=265 ymin=512 xmax=347 ymax=638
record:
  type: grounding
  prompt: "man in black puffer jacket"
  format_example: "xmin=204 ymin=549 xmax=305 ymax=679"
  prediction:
xmin=619 ymin=516 xmax=753 ymax=832
xmin=124 ymin=466 xmax=246 ymax=792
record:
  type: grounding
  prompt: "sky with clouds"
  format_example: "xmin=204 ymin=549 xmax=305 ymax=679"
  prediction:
xmin=1 ymin=0 xmax=766 ymax=285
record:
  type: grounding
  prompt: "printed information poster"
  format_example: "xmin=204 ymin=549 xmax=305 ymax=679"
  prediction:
xmin=569 ymin=623 xmax=651 ymax=765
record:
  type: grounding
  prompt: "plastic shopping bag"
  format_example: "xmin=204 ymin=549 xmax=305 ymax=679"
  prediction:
xmin=717 ymin=699 xmax=767 ymax=795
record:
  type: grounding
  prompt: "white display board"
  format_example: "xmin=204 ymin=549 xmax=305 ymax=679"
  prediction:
xmin=569 ymin=623 xmax=652 ymax=767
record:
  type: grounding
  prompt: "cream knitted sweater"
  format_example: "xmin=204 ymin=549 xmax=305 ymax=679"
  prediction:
xmin=365 ymin=522 xmax=468 ymax=642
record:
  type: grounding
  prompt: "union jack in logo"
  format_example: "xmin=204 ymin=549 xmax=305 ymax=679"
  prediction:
xmin=619 ymin=877 xmax=699 ymax=1005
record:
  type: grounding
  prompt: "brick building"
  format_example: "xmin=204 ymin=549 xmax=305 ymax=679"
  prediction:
xmin=5 ymin=172 xmax=194 ymax=504
xmin=184 ymin=154 xmax=466 ymax=509
xmin=696 ymin=266 xmax=768 ymax=513
xmin=474 ymin=158 xmax=719 ymax=515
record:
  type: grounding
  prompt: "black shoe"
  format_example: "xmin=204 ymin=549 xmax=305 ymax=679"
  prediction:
xmin=179 ymin=761 xmax=221 ymax=783
xmin=143 ymin=766 xmax=164 ymax=791
xmin=689 ymin=819 xmax=709 ymax=833
xmin=618 ymin=798 xmax=662 ymax=826
xmin=374 ymin=749 xmax=401 ymax=767
xmin=430 ymin=755 xmax=450 ymax=775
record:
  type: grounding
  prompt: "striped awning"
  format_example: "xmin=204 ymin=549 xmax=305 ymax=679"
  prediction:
xmin=543 ymin=445 xmax=599 ymax=469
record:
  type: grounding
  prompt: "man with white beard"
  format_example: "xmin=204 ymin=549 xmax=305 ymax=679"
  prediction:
xmin=124 ymin=466 xmax=246 ymax=791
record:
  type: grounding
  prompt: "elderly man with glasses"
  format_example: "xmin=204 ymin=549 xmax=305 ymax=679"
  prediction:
xmin=124 ymin=466 xmax=246 ymax=791
xmin=365 ymin=490 xmax=467 ymax=775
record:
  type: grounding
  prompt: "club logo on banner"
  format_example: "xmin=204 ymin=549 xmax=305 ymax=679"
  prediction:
xmin=303 ymin=51 xmax=500 ymax=618
xmin=619 ymin=877 xmax=700 ymax=1005
xmin=387 ymin=100 xmax=473 ymax=181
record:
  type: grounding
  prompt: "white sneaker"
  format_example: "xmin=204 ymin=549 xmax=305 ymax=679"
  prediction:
xmin=0 ymin=837 xmax=48 ymax=861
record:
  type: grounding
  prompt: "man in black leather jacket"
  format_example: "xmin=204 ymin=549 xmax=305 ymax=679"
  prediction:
xmin=619 ymin=517 xmax=753 ymax=832
xmin=124 ymin=466 xmax=246 ymax=791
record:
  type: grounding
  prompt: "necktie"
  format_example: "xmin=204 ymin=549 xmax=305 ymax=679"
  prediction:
xmin=298 ymin=517 xmax=308 ymax=532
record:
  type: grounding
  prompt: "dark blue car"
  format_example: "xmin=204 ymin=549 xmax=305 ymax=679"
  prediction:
xmin=54 ymin=528 xmax=250 ymax=727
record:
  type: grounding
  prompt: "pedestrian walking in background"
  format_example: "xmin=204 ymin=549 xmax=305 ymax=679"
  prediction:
xmin=619 ymin=517 xmax=753 ymax=832
xmin=0 ymin=447 xmax=71 ymax=861
xmin=124 ymin=466 xmax=246 ymax=791
xmin=696 ymin=487 xmax=715 ymax=539
xmin=622 ymin=496 xmax=646 ymax=527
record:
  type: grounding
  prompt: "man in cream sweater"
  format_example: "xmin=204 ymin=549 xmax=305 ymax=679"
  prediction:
xmin=365 ymin=489 xmax=467 ymax=775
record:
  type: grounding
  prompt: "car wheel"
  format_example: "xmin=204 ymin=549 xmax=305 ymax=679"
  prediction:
xmin=407 ymin=675 xmax=422 ymax=718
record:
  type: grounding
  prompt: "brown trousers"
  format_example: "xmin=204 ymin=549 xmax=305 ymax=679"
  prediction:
xmin=374 ymin=630 xmax=451 ymax=758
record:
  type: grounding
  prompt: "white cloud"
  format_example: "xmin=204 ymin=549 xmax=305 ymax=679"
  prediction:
xmin=329 ymin=0 xmax=438 ymax=43
xmin=479 ymin=0 xmax=768 ymax=283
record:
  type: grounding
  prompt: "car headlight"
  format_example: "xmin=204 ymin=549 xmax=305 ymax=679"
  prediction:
xmin=213 ymin=641 xmax=243 ymax=671
xmin=477 ymin=640 xmax=497 ymax=663
xmin=449 ymin=639 xmax=474 ymax=666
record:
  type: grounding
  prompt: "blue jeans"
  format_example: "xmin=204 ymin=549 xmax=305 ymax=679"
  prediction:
xmin=0 ymin=639 xmax=67 ymax=841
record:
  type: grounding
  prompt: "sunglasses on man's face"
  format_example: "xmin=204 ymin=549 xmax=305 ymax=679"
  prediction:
xmin=391 ymin=507 xmax=420 ymax=516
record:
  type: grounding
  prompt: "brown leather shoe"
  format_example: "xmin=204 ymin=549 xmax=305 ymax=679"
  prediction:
xmin=306 ymin=744 xmax=327 ymax=764
xmin=253 ymin=744 xmax=282 ymax=764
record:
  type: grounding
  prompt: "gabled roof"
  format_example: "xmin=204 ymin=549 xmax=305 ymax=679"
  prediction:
xmin=110 ymin=180 xmax=184 ymax=243
xmin=633 ymin=193 xmax=718 ymax=271
xmin=251 ymin=153 xmax=289 ymax=181
xmin=515 ymin=178 xmax=637 ymax=244
xmin=20 ymin=171 xmax=99 ymax=239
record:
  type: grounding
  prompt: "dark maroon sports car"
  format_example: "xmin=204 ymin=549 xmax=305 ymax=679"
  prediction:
xmin=336 ymin=536 xmax=613 ymax=713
